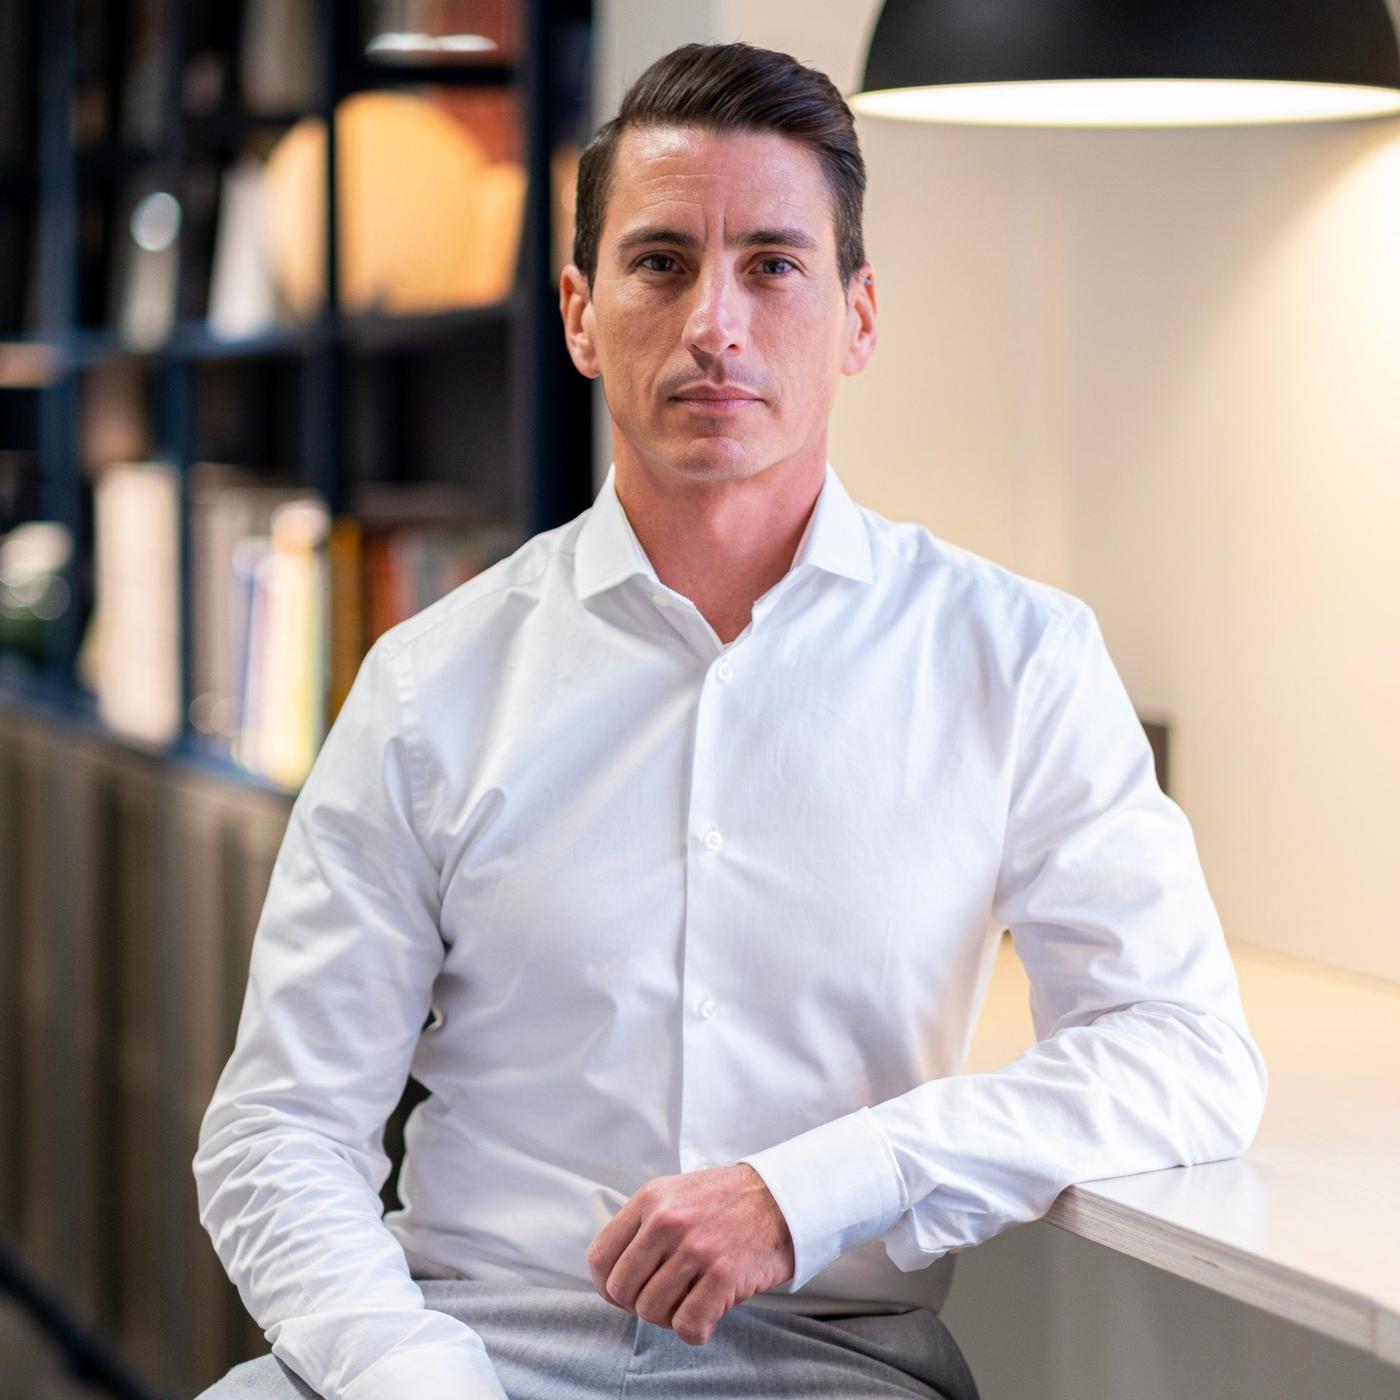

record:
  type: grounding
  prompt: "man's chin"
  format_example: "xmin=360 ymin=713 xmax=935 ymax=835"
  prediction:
xmin=663 ymin=432 xmax=771 ymax=473
xmin=666 ymin=447 xmax=769 ymax=483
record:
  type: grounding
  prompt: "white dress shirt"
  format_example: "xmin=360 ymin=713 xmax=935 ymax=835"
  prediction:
xmin=193 ymin=460 xmax=1268 ymax=1400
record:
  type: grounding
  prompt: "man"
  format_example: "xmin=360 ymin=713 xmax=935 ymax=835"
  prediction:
xmin=194 ymin=40 xmax=1267 ymax=1400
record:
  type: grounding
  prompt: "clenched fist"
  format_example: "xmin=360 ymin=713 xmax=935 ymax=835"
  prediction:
xmin=586 ymin=1162 xmax=796 ymax=1346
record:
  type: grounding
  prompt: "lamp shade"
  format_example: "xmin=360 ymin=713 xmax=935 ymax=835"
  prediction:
xmin=851 ymin=0 xmax=1400 ymax=126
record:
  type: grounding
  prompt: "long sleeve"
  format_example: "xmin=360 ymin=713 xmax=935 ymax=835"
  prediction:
xmin=740 ymin=600 xmax=1269 ymax=1293
xmin=192 ymin=636 xmax=509 ymax=1400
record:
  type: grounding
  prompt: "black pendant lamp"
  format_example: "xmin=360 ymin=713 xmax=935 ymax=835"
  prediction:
xmin=850 ymin=0 xmax=1400 ymax=126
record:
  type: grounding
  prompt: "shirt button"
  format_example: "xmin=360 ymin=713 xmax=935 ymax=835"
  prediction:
xmin=716 ymin=660 xmax=734 ymax=681
xmin=697 ymin=996 xmax=718 ymax=1019
xmin=651 ymin=590 xmax=671 ymax=608
xmin=702 ymin=827 xmax=723 ymax=851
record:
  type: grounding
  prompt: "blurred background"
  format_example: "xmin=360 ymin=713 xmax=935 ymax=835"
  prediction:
xmin=0 ymin=1 xmax=1397 ymax=1398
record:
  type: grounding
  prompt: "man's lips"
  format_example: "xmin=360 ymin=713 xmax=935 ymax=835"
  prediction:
xmin=673 ymin=388 xmax=760 ymax=400
xmin=670 ymin=389 xmax=763 ymax=410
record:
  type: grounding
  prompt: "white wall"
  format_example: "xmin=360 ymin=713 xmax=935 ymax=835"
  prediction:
xmin=592 ymin=1 xmax=1400 ymax=990
xmin=838 ymin=111 xmax=1400 ymax=989
xmin=588 ymin=6 xmax=1400 ymax=1397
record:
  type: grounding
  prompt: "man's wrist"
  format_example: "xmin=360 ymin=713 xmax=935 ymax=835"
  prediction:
xmin=737 ymin=1161 xmax=796 ymax=1268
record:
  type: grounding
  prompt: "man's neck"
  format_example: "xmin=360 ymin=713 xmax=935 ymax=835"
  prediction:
xmin=613 ymin=449 xmax=827 ymax=646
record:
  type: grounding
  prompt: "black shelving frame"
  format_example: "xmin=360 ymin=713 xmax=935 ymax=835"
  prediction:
xmin=0 ymin=6 xmax=595 ymax=1395
xmin=4 ymin=0 xmax=596 ymax=795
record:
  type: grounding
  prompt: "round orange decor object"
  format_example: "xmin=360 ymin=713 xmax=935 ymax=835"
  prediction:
xmin=264 ymin=90 xmax=524 ymax=316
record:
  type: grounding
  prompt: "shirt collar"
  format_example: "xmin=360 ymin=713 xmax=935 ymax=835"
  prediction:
xmin=573 ymin=459 xmax=874 ymax=604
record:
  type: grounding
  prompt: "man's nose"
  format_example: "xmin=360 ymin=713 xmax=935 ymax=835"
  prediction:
xmin=682 ymin=264 xmax=746 ymax=357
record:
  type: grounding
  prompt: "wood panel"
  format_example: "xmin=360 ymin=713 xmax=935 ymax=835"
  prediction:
xmin=0 ymin=724 xmax=25 ymax=1240
xmin=49 ymin=734 xmax=106 ymax=1329
xmin=1 ymin=702 xmax=302 ymax=1398
xmin=16 ymin=729 xmax=60 ymax=1283
xmin=111 ymin=752 xmax=165 ymax=1390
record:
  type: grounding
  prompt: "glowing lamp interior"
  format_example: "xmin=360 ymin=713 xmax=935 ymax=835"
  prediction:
xmin=849 ymin=78 xmax=1400 ymax=127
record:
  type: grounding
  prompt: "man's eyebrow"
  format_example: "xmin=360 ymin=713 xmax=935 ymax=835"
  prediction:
xmin=614 ymin=225 xmax=821 ymax=255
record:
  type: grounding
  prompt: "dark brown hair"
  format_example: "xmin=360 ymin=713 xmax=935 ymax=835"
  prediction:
xmin=571 ymin=42 xmax=867 ymax=295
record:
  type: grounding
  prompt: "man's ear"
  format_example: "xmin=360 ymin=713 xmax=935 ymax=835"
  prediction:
xmin=560 ymin=263 xmax=601 ymax=379
xmin=841 ymin=262 xmax=877 ymax=377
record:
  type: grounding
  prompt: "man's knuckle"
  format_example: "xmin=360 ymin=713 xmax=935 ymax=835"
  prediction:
xmin=652 ymin=1205 xmax=690 ymax=1236
xmin=679 ymin=1239 xmax=718 ymax=1272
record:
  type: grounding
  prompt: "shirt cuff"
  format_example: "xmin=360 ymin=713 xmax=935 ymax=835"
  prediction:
xmin=337 ymin=1341 xmax=510 ymax=1400
xmin=737 ymin=1105 xmax=909 ymax=1292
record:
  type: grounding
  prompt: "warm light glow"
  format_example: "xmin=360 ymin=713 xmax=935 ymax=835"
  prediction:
xmin=850 ymin=79 xmax=1400 ymax=127
xmin=365 ymin=31 xmax=498 ymax=58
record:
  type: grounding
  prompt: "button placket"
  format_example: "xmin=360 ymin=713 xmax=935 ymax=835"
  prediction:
xmin=680 ymin=638 xmax=734 ymax=1180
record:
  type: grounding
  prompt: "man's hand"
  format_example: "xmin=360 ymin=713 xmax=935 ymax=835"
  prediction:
xmin=586 ymin=1163 xmax=796 ymax=1346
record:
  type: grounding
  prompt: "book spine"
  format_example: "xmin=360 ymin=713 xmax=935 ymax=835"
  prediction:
xmin=327 ymin=516 xmax=363 ymax=725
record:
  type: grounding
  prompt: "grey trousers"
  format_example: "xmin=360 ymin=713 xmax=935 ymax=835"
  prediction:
xmin=197 ymin=1257 xmax=979 ymax=1400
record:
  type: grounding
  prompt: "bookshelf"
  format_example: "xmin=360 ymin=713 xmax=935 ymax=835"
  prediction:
xmin=0 ymin=2 xmax=595 ymax=1397
xmin=0 ymin=0 xmax=596 ymax=794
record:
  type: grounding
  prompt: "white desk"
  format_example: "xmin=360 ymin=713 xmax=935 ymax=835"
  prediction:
xmin=962 ymin=934 xmax=1400 ymax=1367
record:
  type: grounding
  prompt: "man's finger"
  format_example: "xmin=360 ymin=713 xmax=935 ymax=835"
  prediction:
xmin=586 ymin=1200 xmax=641 ymax=1301
xmin=604 ymin=1206 xmax=688 ymax=1310
xmin=631 ymin=1247 xmax=706 ymax=1327
xmin=671 ymin=1272 xmax=738 ymax=1347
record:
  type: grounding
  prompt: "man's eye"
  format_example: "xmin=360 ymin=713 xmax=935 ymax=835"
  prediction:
xmin=634 ymin=254 xmax=797 ymax=276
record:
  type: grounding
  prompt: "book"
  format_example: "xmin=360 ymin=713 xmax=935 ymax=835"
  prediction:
xmin=190 ymin=465 xmax=518 ymax=786
xmin=188 ymin=462 xmax=316 ymax=751
xmin=205 ymin=153 xmax=280 ymax=339
xmin=326 ymin=516 xmax=364 ymax=723
xmin=362 ymin=518 xmax=519 ymax=646
xmin=90 ymin=460 xmax=181 ymax=746
xmin=350 ymin=478 xmax=519 ymax=641
xmin=234 ymin=497 xmax=328 ymax=788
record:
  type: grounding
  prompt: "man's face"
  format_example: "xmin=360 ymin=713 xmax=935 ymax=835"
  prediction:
xmin=560 ymin=124 xmax=876 ymax=488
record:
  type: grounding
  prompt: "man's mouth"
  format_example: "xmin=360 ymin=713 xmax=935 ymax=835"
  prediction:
xmin=671 ymin=389 xmax=762 ymax=411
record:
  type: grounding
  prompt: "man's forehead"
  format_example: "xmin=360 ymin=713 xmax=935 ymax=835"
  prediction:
xmin=612 ymin=126 xmax=826 ymax=203
xmin=605 ymin=125 xmax=831 ymax=245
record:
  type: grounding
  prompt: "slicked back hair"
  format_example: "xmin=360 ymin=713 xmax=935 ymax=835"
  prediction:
xmin=572 ymin=42 xmax=867 ymax=295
